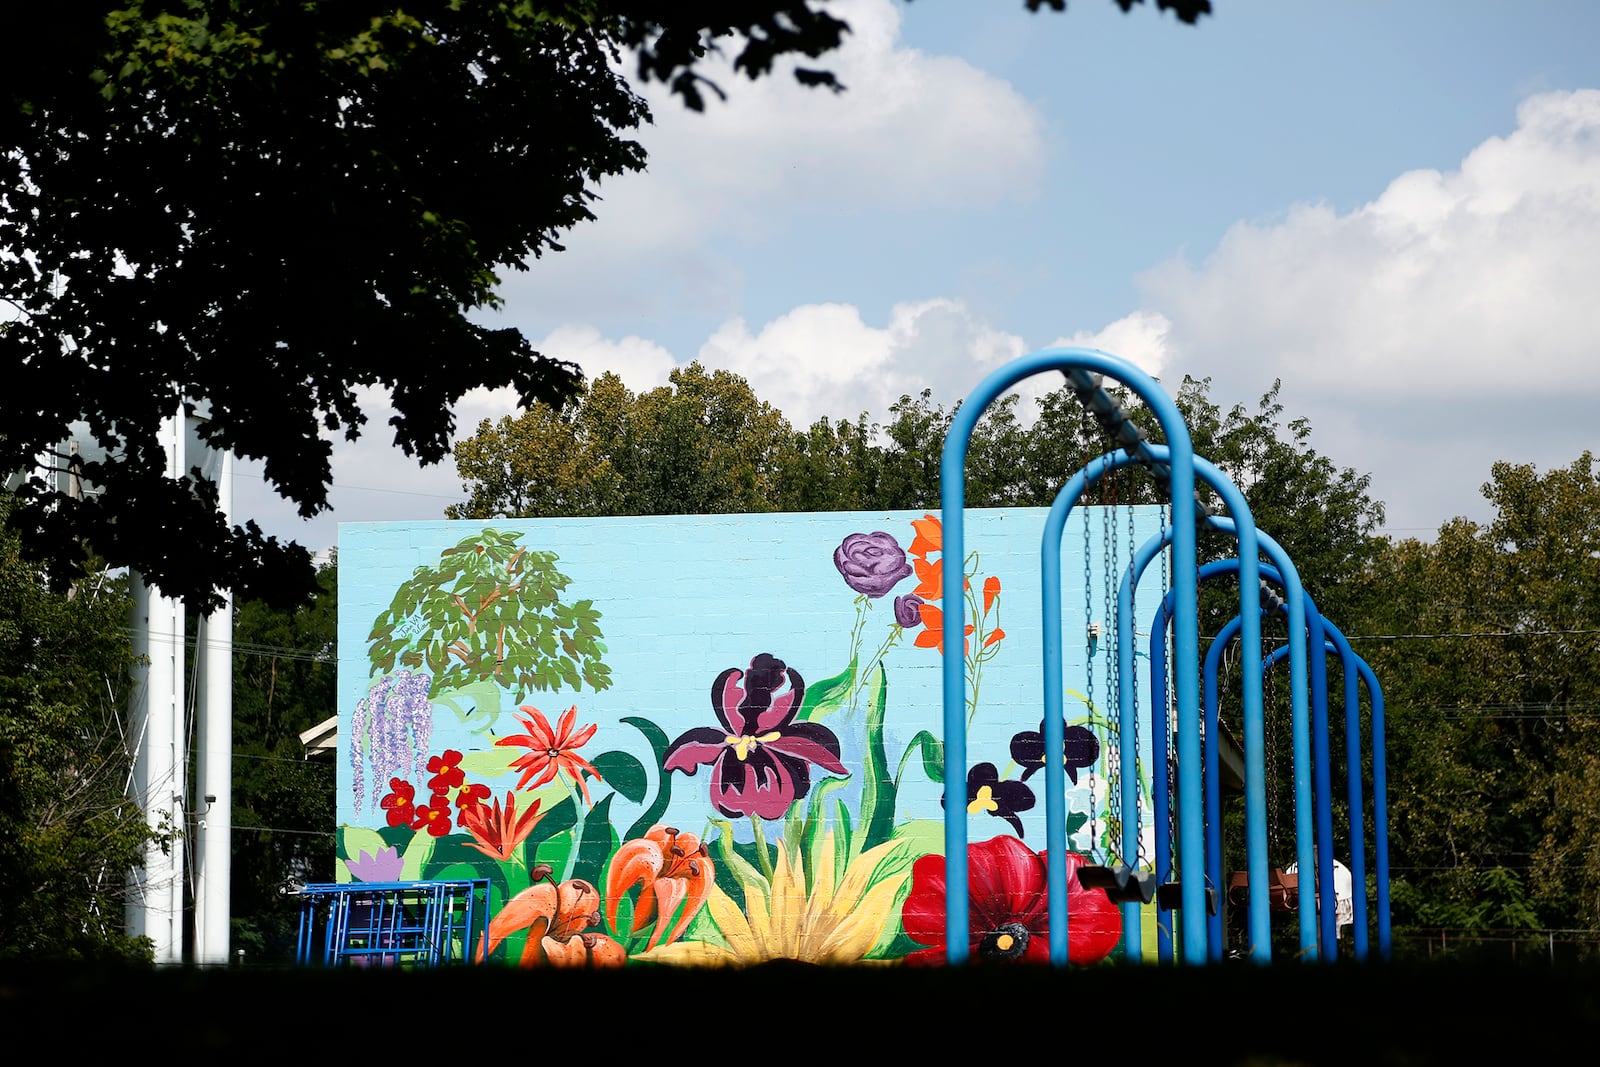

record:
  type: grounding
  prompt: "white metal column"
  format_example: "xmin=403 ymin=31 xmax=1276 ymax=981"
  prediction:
xmin=126 ymin=411 xmax=187 ymax=963
xmin=193 ymin=447 xmax=233 ymax=964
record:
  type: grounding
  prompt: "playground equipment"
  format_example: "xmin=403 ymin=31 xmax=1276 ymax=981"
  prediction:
xmin=939 ymin=347 xmax=1390 ymax=965
xmin=295 ymin=879 xmax=491 ymax=967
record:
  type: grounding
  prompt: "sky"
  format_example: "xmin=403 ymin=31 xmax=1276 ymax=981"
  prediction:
xmin=237 ymin=0 xmax=1600 ymax=554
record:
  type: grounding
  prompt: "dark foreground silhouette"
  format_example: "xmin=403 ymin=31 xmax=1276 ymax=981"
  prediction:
xmin=3 ymin=957 xmax=1594 ymax=1063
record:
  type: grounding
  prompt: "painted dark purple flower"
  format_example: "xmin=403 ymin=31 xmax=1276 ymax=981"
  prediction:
xmin=1010 ymin=721 xmax=1101 ymax=785
xmin=833 ymin=531 xmax=913 ymax=598
xmin=664 ymin=654 xmax=847 ymax=820
xmin=945 ymin=762 xmax=1036 ymax=838
xmin=894 ymin=593 xmax=925 ymax=628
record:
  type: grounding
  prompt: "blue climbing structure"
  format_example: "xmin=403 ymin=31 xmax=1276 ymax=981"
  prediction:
xmin=295 ymin=878 xmax=491 ymax=967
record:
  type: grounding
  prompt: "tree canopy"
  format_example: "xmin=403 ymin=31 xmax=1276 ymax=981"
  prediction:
xmin=0 ymin=496 xmax=155 ymax=960
xmin=1 ymin=1 xmax=1209 ymax=613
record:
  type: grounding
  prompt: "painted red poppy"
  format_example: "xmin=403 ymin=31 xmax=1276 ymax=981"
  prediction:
xmin=899 ymin=835 xmax=1121 ymax=966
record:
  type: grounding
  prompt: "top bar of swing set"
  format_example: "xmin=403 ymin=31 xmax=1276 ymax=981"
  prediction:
xmin=939 ymin=347 xmax=1205 ymax=966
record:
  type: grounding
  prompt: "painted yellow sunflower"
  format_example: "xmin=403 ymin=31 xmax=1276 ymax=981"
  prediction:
xmin=638 ymin=833 xmax=911 ymax=966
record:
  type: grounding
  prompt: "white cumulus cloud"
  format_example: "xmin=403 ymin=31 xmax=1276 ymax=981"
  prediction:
xmin=1136 ymin=89 xmax=1600 ymax=532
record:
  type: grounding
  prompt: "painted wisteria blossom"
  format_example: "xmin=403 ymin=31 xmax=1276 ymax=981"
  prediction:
xmin=350 ymin=670 xmax=433 ymax=812
xmin=664 ymin=653 xmax=847 ymax=819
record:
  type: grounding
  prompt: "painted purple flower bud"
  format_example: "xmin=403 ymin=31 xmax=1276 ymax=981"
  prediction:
xmin=834 ymin=531 xmax=913 ymax=598
xmin=894 ymin=593 xmax=925 ymax=628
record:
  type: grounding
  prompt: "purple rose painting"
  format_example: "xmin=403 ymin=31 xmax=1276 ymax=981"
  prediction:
xmin=663 ymin=653 xmax=847 ymax=820
xmin=894 ymin=593 xmax=925 ymax=628
xmin=834 ymin=531 xmax=913 ymax=598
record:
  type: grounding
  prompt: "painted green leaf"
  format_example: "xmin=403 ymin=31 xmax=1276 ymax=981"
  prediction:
xmin=399 ymin=828 xmax=436 ymax=881
xmin=571 ymin=794 xmax=618 ymax=887
xmin=533 ymin=828 xmax=574 ymax=877
xmin=905 ymin=729 xmax=945 ymax=785
xmin=460 ymin=746 xmax=517 ymax=781
xmin=431 ymin=861 xmax=481 ymax=881
xmin=889 ymin=818 xmax=945 ymax=858
xmin=797 ymin=658 xmax=855 ymax=722
xmin=622 ymin=716 xmax=674 ymax=840
xmin=340 ymin=825 xmax=388 ymax=876
xmin=590 ymin=749 xmax=648 ymax=804
xmin=856 ymin=662 xmax=896 ymax=854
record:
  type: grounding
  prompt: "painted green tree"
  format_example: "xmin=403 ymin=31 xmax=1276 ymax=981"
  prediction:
xmin=368 ymin=529 xmax=611 ymax=709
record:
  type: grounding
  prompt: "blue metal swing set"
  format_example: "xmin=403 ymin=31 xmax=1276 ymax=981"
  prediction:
xmin=938 ymin=347 xmax=1391 ymax=966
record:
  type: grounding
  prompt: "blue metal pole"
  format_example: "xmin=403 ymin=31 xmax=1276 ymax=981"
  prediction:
xmin=1321 ymin=621 xmax=1369 ymax=959
xmin=1306 ymin=603 xmax=1338 ymax=957
xmin=1354 ymin=656 xmax=1391 ymax=959
xmin=1140 ymin=451 xmax=1271 ymax=960
xmin=1202 ymin=526 xmax=1317 ymax=956
xmin=943 ymin=347 xmax=1201 ymax=966
xmin=1203 ymin=611 xmax=1247 ymax=959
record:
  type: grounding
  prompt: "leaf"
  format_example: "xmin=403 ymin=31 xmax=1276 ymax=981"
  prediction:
xmin=533 ymin=829 xmax=573 ymax=877
xmin=856 ymin=663 xmax=896 ymax=854
xmin=905 ymin=730 xmax=945 ymax=785
xmin=398 ymin=828 xmax=436 ymax=881
xmin=590 ymin=749 xmax=648 ymax=804
xmin=570 ymin=794 xmax=618 ymax=887
xmin=708 ymin=819 xmax=767 ymax=911
xmin=889 ymin=819 xmax=945 ymax=859
xmin=798 ymin=659 xmax=855 ymax=721
xmin=622 ymin=716 xmax=673 ymax=840
xmin=460 ymin=747 xmax=517 ymax=780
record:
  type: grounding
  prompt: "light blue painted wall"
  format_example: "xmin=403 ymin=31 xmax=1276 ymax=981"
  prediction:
xmin=337 ymin=506 xmax=1169 ymax=857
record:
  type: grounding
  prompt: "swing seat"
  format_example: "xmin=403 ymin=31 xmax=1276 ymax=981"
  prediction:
xmin=1077 ymin=865 xmax=1156 ymax=905
xmin=1155 ymin=882 xmax=1219 ymax=915
xmin=1225 ymin=869 xmax=1298 ymax=911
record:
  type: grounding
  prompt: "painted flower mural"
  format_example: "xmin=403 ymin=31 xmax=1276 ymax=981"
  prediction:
xmin=344 ymin=846 xmax=404 ymax=883
xmin=954 ymin=762 xmax=1036 ymax=838
xmin=1011 ymin=721 xmax=1102 ymax=784
xmin=351 ymin=670 xmax=433 ymax=813
xmin=605 ymin=825 xmax=713 ymax=952
xmin=482 ymin=865 xmax=625 ymax=968
xmin=640 ymin=835 xmax=911 ymax=966
xmin=834 ymin=531 xmax=913 ymax=598
xmin=899 ymin=835 xmax=1121 ymax=965
xmin=497 ymin=705 xmax=603 ymax=805
xmin=664 ymin=654 xmax=846 ymax=820
xmin=461 ymin=790 xmax=544 ymax=863
xmin=332 ymin=513 xmax=1149 ymax=970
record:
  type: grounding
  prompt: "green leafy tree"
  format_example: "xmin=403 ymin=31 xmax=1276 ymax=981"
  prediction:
xmin=0 ymin=498 xmax=155 ymax=960
xmin=227 ymin=560 xmax=338 ymax=964
xmin=1359 ymin=454 xmax=1600 ymax=948
xmin=2 ymin=1 xmax=1208 ymax=611
xmin=453 ymin=365 xmax=799 ymax=518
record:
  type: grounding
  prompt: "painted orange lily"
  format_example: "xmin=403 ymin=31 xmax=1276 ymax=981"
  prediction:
xmin=482 ymin=867 xmax=624 ymax=968
xmin=604 ymin=825 xmax=714 ymax=951
xmin=914 ymin=601 xmax=973 ymax=656
xmin=496 ymin=705 xmax=603 ymax=805
xmin=460 ymin=790 xmax=543 ymax=863
xmin=908 ymin=513 xmax=941 ymax=559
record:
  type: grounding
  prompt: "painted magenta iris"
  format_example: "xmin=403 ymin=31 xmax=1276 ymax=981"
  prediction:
xmin=663 ymin=653 xmax=847 ymax=819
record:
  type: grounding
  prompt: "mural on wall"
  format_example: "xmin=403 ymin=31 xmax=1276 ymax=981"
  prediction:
xmin=336 ymin=507 xmax=1167 ymax=967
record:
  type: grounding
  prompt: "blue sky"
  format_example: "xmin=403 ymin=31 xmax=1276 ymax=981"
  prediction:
xmin=240 ymin=0 xmax=1600 ymax=551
